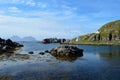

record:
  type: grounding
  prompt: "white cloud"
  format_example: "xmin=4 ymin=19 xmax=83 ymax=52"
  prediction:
xmin=26 ymin=0 xmax=36 ymax=6
xmin=37 ymin=2 xmax=48 ymax=8
xmin=0 ymin=0 xmax=103 ymax=40
xmin=0 ymin=13 xmax=87 ymax=40
xmin=62 ymin=5 xmax=77 ymax=11
xmin=0 ymin=0 xmax=23 ymax=4
xmin=0 ymin=15 xmax=69 ymax=39
xmin=0 ymin=0 xmax=36 ymax=6
xmin=8 ymin=7 xmax=21 ymax=13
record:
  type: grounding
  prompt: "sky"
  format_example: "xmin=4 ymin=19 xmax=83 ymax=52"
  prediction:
xmin=0 ymin=0 xmax=120 ymax=40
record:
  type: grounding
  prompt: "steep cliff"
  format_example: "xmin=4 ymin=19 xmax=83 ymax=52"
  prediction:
xmin=71 ymin=20 xmax=120 ymax=45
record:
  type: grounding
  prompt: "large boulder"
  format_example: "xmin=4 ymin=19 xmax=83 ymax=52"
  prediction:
xmin=50 ymin=45 xmax=83 ymax=57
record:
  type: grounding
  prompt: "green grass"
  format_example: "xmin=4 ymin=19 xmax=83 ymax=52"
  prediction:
xmin=71 ymin=20 xmax=120 ymax=45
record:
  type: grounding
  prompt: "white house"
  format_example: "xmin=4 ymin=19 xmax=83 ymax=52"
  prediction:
xmin=76 ymin=37 xmax=80 ymax=42
xmin=95 ymin=31 xmax=100 ymax=34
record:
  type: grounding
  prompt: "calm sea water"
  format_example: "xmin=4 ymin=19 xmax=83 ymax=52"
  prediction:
xmin=0 ymin=41 xmax=120 ymax=80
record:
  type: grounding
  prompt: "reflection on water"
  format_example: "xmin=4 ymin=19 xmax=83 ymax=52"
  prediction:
xmin=55 ymin=55 xmax=82 ymax=62
xmin=0 ymin=42 xmax=120 ymax=80
xmin=99 ymin=51 xmax=120 ymax=59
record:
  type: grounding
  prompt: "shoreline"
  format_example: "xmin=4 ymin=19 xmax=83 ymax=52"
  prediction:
xmin=61 ymin=42 xmax=120 ymax=46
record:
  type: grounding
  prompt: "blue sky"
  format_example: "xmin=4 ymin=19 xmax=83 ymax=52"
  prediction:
xmin=0 ymin=0 xmax=120 ymax=40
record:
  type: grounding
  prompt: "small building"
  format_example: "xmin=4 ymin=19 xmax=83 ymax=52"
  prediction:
xmin=76 ymin=37 xmax=80 ymax=42
xmin=95 ymin=31 xmax=100 ymax=34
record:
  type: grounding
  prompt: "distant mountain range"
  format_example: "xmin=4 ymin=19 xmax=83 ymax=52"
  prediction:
xmin=10 ymin=36 xmax=37 ymax=41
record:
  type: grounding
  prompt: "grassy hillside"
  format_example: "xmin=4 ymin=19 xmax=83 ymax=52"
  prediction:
xmin=71 ymin=20 xmax=120 ymax=45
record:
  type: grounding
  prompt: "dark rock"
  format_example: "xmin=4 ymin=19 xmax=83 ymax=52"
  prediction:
xmin=8 ymin=51 xmax=14 ymax=53
xmin=39 ymin=52 xmax=45 ymax=55
xmin=50 ymin=45 xmax=83 ymax=57
xmin=6 ymin=39 xmax=13 ymax=46
xmin=0 ymin=38 xmax=23 ymax=54
xmin=45 ymin=50 xmax=49 ymax=53
xmin=28 ymin=51 xmax=34 ymax=54
xmin=18 ymin=44 xmax=24 ymax=47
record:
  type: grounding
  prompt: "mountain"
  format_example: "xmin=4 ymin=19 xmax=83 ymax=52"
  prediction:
xmin=10 ymin=36 xmax=21 ymax=41
xmin=22 ymin=36 xmax=36 ymax=41
xmin=71 ymin=20 xmax=120 ymax=45
xmin=10 ymin=36 xmax=36 ymax=41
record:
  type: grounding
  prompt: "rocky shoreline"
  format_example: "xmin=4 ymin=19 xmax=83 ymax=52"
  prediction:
xmin=0 ymin=38 xmax=23 ymax=54
xmin=61 ymin=42 xmax=120 ymax=46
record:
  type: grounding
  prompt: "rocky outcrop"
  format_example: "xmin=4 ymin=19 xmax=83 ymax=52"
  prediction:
xmin=28 ymin=51 xmax=34 ymax=54
xmin=50 ymin=45 xmax=83 ymax=57
xmin=39 ymin=52 xmax=45 ymax=55
xmin=71 ymin=20 xmax=120 ymax=45
xmin=0 ymin=38 xmax=23 ymax=54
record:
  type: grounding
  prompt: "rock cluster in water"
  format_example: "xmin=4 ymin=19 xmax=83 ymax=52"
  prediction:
xmin=0 ymin=38 xmax=23 ymax=54
xmin=50 ymin=45 xmax=83 ymax=57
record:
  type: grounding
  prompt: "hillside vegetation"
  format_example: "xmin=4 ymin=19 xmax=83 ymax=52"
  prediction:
xmin=71 ymin=20 xmax=120 ymax=45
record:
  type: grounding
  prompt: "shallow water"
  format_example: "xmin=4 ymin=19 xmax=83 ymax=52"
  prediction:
xmin=0 ymin=42 xmax=120 ymax=80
